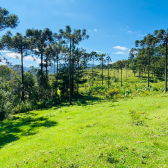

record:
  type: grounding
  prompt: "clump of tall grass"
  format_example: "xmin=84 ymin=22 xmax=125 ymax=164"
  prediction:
xmin=129 ymin=108 xmax=149 ymax=126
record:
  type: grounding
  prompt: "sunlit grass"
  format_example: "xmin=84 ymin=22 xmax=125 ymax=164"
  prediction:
xmin=1 ymin=93 xmax=168 ymax=167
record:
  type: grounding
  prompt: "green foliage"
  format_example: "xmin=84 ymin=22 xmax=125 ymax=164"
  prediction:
xmin=85 ymin=85 xmax=107 ymax=95
xmin=129 ymin=108 xmax=149 ymax=125
xmin=111 ymin=75 xmax=119 ymax=82
xmin=58 ymin=66 xmax=69 ymax=96
xmin=0 ymin=6 xmax=19 ymax=31
xmin=24 ymin=72 xmax=36 ymax=99
xmin=14 ymin=101 xmax=33 ymax=114
xmin=0 ymin=89 xmax=14 ymax=120
xmin=107 ymin=88 xmax=119 ymax=97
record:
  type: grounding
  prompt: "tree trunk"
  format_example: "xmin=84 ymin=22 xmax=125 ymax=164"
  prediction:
xmin=92 ymin=56 xmax=94 ymax=86
xmin=41 ymin=53 xmax=43 ymax=72
xmin=56 ymin=53 xmax=59 ymax=96
xmin=165 ymin=39 xmax=167 ymax=92
xmin=102 ymin=58 xmax=103 ymax=85
xmin=21 ymin=48 xmax=24 ymax=101
xmin=121 ymin=67 xmax=122 ymax=87
xmin=54 ymin=59 xmax=55 ymax=74
xmin=85 ymin=56 xmax=87 ymax=90
xmin=77 ymin=57 xmax=79 ymax=94
xmin=46 ymin=61 xmax=48 ymax=77
xmin=148 ymin=47 xmax=150 ymax=87
xmin=108 ymin=58 xmax=109 ymax=88
xmin=69 ymin=39 xmax=72 ymax=105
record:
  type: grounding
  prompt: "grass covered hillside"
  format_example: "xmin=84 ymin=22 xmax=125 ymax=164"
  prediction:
xmin=1 ymin=93 xmax=168 ymax=167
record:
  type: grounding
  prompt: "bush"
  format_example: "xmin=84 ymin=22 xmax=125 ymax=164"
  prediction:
xmin=0 ymin=89 xmax=14 ymax=120
xmin=86 ymin=85 xmax=107 ymax=95
xmin=129 ymin=108 xmax=148 ymax=126
xmin=111 ymin=76 xmax=119 ymax=82
xmin=14 ymin=101 xmax=33 ymax=114
xmin=108 ymin=88 xmax=119 ymax=97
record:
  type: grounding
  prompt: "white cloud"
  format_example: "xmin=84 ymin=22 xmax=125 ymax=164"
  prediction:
xmin=1 ymin=50 xmax=42 ymax=64
xmin=95 ymin=50 xmax=103 ymax=53
xmin=1 ymin=50 xmax=21 ymax=59
xmin=0 ymin=59 xmax=7 ymax=65
xmin=1 ymin=50 xmax=11 ymax=54
xmin=113 ymin=46 xmax=128 ymax=51
xmin=114 ymin=52 xmax=124 ymax=55
xmin=109 ymin=61 xmax=116 ymax=64
xmin=24 ymin=56 xmax=39 ymax=62
xmin=88 ymin=29 xmax=98 ymax=33
xmin=6 ymin=52 xmax=21 ymax=59
xmin=33 ymin=48 xmax=39 ymax=52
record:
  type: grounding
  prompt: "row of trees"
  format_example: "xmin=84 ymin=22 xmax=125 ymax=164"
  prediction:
xmin=128 ymin=29 xmax=168 ymax=90
xmin=0 ymin=6 xmax=113 ymax=115
xmin=1 ymin=6 xmax=168 ymax=120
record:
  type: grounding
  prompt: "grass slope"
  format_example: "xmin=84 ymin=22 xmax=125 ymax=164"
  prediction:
xmin=1 ymin=94 xmax=168 ymax=167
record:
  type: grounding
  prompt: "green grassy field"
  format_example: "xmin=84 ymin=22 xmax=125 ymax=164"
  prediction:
xmin=78 ymin=68 xmax=165 ymax=92
xmin=1 ymin=92 xmax=168 ymax=167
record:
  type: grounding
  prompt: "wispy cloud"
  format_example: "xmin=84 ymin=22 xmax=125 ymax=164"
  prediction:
xmin=127 ymin=30 xmax=141 ymax=35
xmin=120 ymin=27 xmax=144 ymax=36
xmin=113 ymin=46 xmax=128 ymax=51
xmin=1 ymin=50 xmax=42 ymax=63
xmin=114 ymin=52 xmax=124 ymax=55
xmin=109 ymin=61 xmax=116 ymax=64
xmin=0 ymin=59 xmax=7 ymax=65
xmin=6 ymin=52 xmax=21 ymax=59
xmin=95 ymin=50 xmax=102 ymax=53
xmin=88 ymin=29 xmax=98 ymax=32
xmin=137 ymin=34 xmax=147 ymax=36
xmin=24 ymin=56 xmax=39 ymax=62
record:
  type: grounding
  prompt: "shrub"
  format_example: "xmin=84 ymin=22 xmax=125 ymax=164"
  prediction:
xmin=108 ymin=89 xmax=119 ymax=97
xmin=111 ymin=75 xmax=119 ymax=82
xmin=0 ymin=89 xmax=14 ymax=120
xmin=14 ymin=101 xmax=33 ymax=114
xmin=129 ymin=108 xmax=148 ymax=126
xmin=85 ymin=85 xmax=107 ymax=95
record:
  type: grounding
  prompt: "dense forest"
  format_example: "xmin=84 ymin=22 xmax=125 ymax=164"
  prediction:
xmin=0 ymin=6 xmax=168 ymax=121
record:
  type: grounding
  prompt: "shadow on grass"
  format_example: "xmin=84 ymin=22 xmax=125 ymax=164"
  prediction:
xmin=72 ymin=94 xmax=102 ymax=106
xmin=38 ymin=95 xmax=102 ymax=111
xmin=0 ymin=113 xmax=58 ymax=148
xmin=0 ymin=95 xmax=101 ymax=148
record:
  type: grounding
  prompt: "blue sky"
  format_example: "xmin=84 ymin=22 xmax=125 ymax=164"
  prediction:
xmin=1 ymin=0 xmax=168 ymax=67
